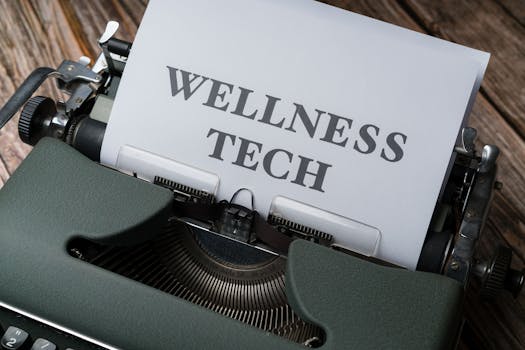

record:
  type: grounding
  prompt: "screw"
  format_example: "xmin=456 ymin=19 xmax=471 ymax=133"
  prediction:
xmin=450 ymin=261 xmax=460 ymax=271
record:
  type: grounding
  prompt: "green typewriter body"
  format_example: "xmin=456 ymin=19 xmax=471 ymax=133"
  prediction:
xmin=0 ymin=21 xmax=521 ymax=350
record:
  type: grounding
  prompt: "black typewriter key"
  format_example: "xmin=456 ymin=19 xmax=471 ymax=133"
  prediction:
xmin=30 ymin=339 xmax=56 ymax=350
xmin=0 ymin=326 xmax=29 ymax=349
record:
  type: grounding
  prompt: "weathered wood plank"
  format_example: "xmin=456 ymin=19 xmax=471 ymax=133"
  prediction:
xmin=402 ymin=0 xmax=525 ymax=140
xmin=58 ymin=0 xmax=146 ymax=59
xmin=497 ymin=0 xmax=525 ymax=27
xmin=326 ymin=0 xmax=424 ymax=32
xmin=0 ymin=0 xmax=84 ymax=174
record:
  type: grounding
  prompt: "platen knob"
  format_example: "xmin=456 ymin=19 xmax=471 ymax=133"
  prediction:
xmin=18 ymin=96 xmax=57 ymax=145
xmin=476 ymin=246 xmax=524 ymax=299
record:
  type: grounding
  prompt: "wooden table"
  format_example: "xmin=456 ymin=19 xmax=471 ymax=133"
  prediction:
xmin=0 ymin=1 xmax=523 ymax=349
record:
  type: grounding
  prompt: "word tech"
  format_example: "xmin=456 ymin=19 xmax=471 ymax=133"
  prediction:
xmin=167 ymin=66 xmax=408 ymax=193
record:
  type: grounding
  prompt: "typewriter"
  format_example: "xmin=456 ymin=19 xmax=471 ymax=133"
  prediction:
xmin=0 ymin=21 xmax=523 ymax=350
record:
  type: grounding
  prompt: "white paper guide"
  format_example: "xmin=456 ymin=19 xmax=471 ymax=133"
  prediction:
xmin=100 ymin=0 xmax=489 ymax=269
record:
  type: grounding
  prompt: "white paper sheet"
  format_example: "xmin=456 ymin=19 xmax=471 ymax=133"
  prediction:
xmin=100 ymin=0 xmax=489 ymax=269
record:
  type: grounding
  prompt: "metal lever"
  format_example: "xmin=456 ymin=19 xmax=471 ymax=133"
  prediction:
xmin=478 ymin=145 xmax=500 ymax=173
xmin=455 ymin=127 xmax=477 ymax=155
xmin=0 ymin=67 xmax=56 ymax=130
xmin=98 ymin=21 xmax=119 ymax=45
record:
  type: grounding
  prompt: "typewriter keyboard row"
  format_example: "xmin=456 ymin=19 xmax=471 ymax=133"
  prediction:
xmin=1 ymin=326 xmax=60 ymax=349
xmin=0 ymin=303 xmax=108 ymax=350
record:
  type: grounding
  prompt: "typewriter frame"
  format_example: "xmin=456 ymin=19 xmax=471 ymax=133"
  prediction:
xmin=0 ymin=21 xmax=522 ymax=350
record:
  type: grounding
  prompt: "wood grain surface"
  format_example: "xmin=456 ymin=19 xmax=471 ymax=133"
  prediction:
xmin=0 ymin=1 xmax=523 ymax=349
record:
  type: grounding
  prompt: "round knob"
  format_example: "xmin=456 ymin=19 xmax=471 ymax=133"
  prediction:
xmin=480 ymin=246 xmax=510 ymax=299
xmin=505 ymin=265 xmax=525 ymax=298
xmin=478 ymin=246 xmax=524 ymax=299
xmin=18 ymin=96 xmax=57 ymax=145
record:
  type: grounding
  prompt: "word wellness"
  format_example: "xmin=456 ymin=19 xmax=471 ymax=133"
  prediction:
xmin=167 ymin=66 xmax=408 ymax=193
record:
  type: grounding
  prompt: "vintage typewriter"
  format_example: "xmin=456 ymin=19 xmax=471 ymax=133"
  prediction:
xmin=0 ymin=22 xmax=523 ymax=350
